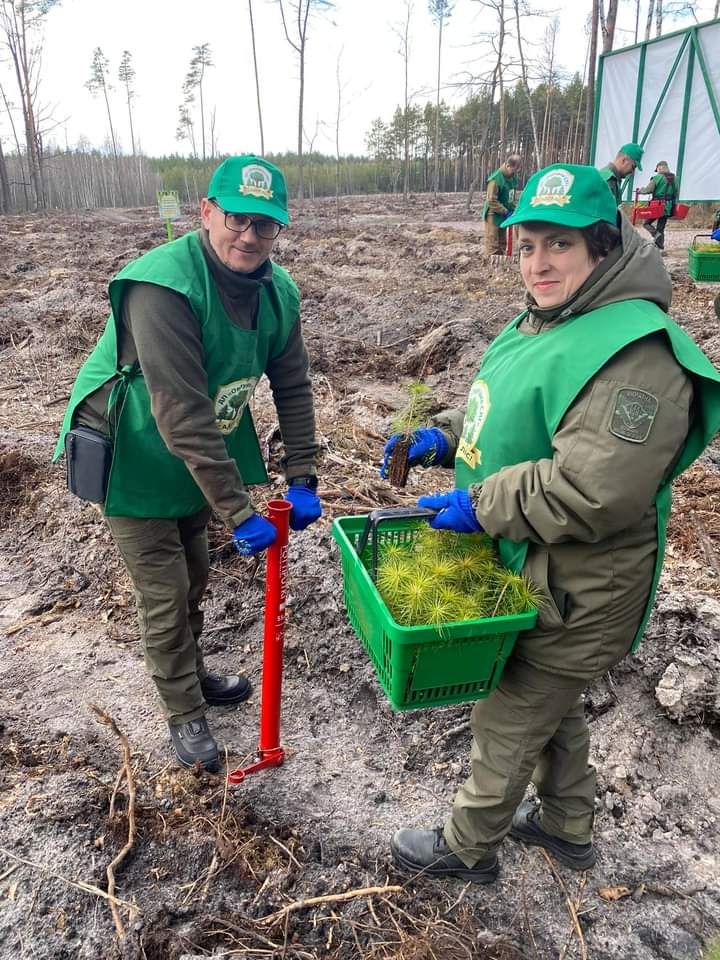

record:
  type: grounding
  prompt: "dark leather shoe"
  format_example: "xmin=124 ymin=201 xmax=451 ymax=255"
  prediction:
xmin=169 ymin=717 xmax=219 ymax=772
xmin=391 ymin=827 xmax=498 ymax=883
xmin=201 ymin=673 xmax=252 ymax=706
xmin=510 ymin=800 xmax=596 ymax=870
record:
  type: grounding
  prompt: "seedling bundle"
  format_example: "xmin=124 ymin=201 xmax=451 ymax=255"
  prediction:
xmin=332 ymin=509 xmax=540 ymax=711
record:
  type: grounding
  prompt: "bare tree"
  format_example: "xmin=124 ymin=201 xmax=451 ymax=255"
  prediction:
xmin=428 ymin=0 xmax=453 ymax=202
xmin=656 ymin=0 xmax=663 ymax=36
xmin=715 ymin=0 xmax=719 ymax=19
xmin=0 ymin=135 xmax=10 ymax=211
xmin=645 ymin=0 xmax=655 ymax=40
xmin=393 ymin=0 xmax=413 ymax=201
xmin=86 ymin=46 xmax=121 ymax=202
xmin=117 ymin=50 xmax=136 ymax=157
xmin=277 ymin=0 xmax=334 ymax=200
xmin=539 ymin=18 xmax=559 ymax=162
xmin=513 ymin=0 xmax=541 ymax=167
xmin=248 ymin=0 xmax=264 ymax=154
xmin=599 ymin=0 xmax=619 ymax=52
xmin=584 ymin=0 xmax=599 ymax=162
xmin=0 ymin=0 xmax=60 ymax=208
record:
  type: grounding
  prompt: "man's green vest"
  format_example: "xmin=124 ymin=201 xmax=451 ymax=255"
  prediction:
xmin=650 ymin=173 xmax=677 ymax=217
xmin=455 ymin=299 xmax=720 ymax=651
xmin=599 ymin=165 xmax=623 ymax=205
xmin=481 ymin=168 xmax=517 ymax=226
xmin=54 ymin=231 xmax=299 ymax=518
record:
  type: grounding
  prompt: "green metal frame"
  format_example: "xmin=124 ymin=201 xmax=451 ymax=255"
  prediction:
xmin=591 ymin=17 xmax=720 ymax=204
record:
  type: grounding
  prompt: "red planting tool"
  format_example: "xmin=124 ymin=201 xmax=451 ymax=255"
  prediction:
xmin=227 ymin=498 xmax=292 ymax=784
xmin=506 ymin=221 xmax=513 ymax=257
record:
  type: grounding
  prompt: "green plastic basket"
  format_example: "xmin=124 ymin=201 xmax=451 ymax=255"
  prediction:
xmin=688 ymin=235 xmax=720 ymax=282
xmin=331 ymin=513 xmax=538 ymax=711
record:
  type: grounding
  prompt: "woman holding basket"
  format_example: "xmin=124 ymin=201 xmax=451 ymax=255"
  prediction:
xmin=381 ymin=163 xmax=720 ymax=882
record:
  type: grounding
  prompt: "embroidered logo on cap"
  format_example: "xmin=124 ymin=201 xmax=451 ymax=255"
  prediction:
xmin=609 ymin=388 xmax=659 ymax=443
xmin=239 ymin=164 xmax=273 ymax=199
xmin=531 ymin=168 xmax=574 ymax=208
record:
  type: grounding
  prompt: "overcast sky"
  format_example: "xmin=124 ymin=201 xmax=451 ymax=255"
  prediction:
xmin=3 ymin=0 xmax=718 ymax=158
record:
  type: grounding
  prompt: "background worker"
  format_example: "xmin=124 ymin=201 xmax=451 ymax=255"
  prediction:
xmin=55 ymin=155 xmax=321 ymax=773
xmin=481 ymin=153 xmax=521 ymax=256
xmin=637 ymin=160 xmax=678 ymax=250
xmin=382 ymin=163 xmax=720 ymax=883
xmin=598 ymin=142 xmax=644 ymax=206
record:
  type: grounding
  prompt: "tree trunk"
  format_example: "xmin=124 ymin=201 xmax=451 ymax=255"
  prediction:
xmin=248 ymin=0 xmax=265 ymax=154
xmin=0 ymin=137 xmax=10 ymax=212
xmin=514 ymin=0 xmax=541 ymax=167
xmin=432 ymin=12 xmax=443 ymax=202
xmin=645 ymin=0 xmax=655 ymax=40
xmin=655 ymin=0 xmax=663 ymax=38
xmin=583 ymin=0 xmax=599 ymax=163
xmin=601 ymin=0 xmax=618 ymax=53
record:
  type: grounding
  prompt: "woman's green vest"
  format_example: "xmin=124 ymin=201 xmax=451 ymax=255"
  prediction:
xmin=481 ymin=168 xmax=517 ymax=226
xmin=54 ymin=231 xmax=299 ymax=518
xmin=455 ymin=299 xmax=720 ymax=651
xmin=651 ymin=173 xmax=677 ymax=217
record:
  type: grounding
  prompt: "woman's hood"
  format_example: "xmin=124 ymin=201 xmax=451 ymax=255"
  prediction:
xmin=569 ymin=211 xmax=672 ymax=316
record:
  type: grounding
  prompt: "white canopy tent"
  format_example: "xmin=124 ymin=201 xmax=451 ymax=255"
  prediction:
xmin=591 ymin=18 xmax=720 ymax=203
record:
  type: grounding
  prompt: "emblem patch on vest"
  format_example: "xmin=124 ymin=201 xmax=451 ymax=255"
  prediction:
xmin=214 ymin=378 xmax=258 ymax=435
xmin=609 ymin=388 xmax=659 ymax=443
xmin=239 ymin=164 xmax=273 ymax=200
xmin=531 ymin=168 xmax=574 ymax=207
xmin=457 ymin=379 xmax=490 ymax=469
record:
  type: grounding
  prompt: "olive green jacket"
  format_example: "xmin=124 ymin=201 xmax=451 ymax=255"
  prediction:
xmin=433 ymin=215 xmax=719 ymax=679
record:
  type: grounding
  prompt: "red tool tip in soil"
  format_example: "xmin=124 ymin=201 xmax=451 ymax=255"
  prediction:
xmin=227 ymin=499 xmax=292 ymax=785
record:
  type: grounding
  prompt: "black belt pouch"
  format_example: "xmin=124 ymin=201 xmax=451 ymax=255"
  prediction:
xmin=64 ymin=426 xmax=113 ymax=503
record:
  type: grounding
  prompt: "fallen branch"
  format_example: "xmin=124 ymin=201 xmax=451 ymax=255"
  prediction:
xmin=258 ymin=883 xmax=403 ymax=926
xmin=90 ymin=705 xmax=137 ymax=939
xmin=0 ymin=847 xmax=137 ymax=913
xmin=539 ymin=849 xmax=587 ymax=960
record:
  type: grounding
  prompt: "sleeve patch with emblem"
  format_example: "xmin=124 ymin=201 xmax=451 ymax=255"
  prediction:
xmin=609 ymin=388 xmax=659 ymax=443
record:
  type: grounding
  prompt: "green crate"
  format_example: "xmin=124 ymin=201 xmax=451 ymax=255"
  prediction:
xmin=331 ymin=514 xmax=538 ymax=711
xmin=688 ymin=239 xmax=720 ymax=282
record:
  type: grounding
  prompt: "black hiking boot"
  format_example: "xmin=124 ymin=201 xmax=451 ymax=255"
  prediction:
xmin=169 ymin=717 xmax=219 ymax=773
xmin=510 ymin=801 xmax=596 ymax=870
xmin=390 ymin=827 xmax=499 ymax=883
xmin=201 ymin=673 xmax=252 ymax=706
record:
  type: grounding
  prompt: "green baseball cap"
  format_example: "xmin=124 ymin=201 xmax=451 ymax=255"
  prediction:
xmin=619 ymin=142 xmax=643 ymax=170
xmin=207 ymin=155 xmax=289 ymax=225
xmin=503 ymin=163 xmax=619 ymax=230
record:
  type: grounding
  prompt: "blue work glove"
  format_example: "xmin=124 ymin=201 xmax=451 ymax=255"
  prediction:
xmin=232 ymin=513 xmax=278 ymax=556
xmin=380 ymin=427 xmax=449 ymax=479
xmin=711 ymin=227 xmax=720 ymax=242
xmin=285 ymin=484 xmax=322 ymax=531
xmin=417 ymin=490 xmax=483 ymax=533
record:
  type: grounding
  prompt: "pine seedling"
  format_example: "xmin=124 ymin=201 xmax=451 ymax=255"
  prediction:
xmin=387 ymin=382 xmax=434 ymax=488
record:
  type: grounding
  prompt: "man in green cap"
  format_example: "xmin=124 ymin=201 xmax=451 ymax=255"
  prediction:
xmin=55 ymin=155 xmax=321 ymax=773
xmin=598 ymin=142 xmax=643 ymax=206
xmin=481 ymin=153 xmax=521 ymax=256
xmin=383 ymin=162 xmax=720 ymax=883
xmin=637 ymin=160 xmax=678 ymax=250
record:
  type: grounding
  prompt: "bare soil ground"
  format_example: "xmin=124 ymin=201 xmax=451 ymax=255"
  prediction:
xmin=1 ymin=194 xmax=719 ymax=960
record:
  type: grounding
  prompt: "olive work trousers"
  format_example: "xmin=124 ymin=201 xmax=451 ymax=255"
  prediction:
xmin=444 ymin=658 xmax=595 ymax=867
xmin=484 ymin=217 xmax=507 ymax=256
xmin=106 ymin=507 xmax=213 ymax=726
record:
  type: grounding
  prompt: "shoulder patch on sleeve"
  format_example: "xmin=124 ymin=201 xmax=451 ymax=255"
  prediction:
xmin=609 ymin=388 xmax=659 ymax=443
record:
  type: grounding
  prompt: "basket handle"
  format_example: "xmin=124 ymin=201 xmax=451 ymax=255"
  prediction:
xmin=692 ymin=234 xmax=715 ymax=248
xmin=355 ymin=506 xmax=438 ymax=580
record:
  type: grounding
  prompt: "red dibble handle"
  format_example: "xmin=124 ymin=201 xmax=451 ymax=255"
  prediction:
xmin=227 ymin=499 xmax=292 ymax=784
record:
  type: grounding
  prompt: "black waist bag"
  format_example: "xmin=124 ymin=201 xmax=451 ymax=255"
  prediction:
xmin=64 ymin=426 xmax=113 ymax=503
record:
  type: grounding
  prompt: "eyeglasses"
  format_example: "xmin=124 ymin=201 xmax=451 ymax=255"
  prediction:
xmin=209 ymin=200 xmax=282 ymax=240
